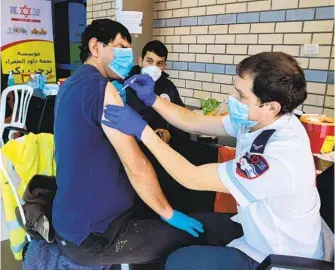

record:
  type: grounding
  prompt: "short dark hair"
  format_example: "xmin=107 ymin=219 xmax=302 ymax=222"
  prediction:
xmin=79 ymin=19 xmax=132 ymax=63
xmin=236 ymin=52 xmax=307 ymax=115
xmin=141 ymin=40 xmax=168 ymax=60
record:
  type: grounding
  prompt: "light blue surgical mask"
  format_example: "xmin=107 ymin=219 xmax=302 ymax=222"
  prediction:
xmin=103 ymin=44 xmax=134 ymax=79
xmin=228 ymin=96 xmax=259 ymax=128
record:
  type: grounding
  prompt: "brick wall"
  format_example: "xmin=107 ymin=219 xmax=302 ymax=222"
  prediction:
xmin=86 ymin=0 xmax=334 ymax=115
xmin=153 ymin=0 xmax=334 ymax=115
xmin=86 ymin=0 xmax=115 ymax=23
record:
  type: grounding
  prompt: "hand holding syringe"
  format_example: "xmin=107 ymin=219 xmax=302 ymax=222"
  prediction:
xmin=120 ymin=77 xmax=136 ymax=92
xmin=119 ymin=74 xmax=157 ymax=106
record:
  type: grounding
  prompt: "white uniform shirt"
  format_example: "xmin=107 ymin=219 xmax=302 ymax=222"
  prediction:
xmin=218 ymin=114 xmax=324 ymax=263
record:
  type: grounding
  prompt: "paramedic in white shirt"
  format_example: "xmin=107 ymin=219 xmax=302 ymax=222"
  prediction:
xmin=102 ymin=52 xmax=324 ymax=269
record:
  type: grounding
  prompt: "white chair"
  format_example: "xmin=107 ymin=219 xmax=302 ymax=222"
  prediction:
xmin=0 ymin=85 xmax=33 ymax=147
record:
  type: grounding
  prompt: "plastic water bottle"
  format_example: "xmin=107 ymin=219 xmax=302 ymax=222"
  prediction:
xmin=41 ymin=74 xmax=47 ymax=89
xmin=8 ymin=70 xmax=15 ymax=86
xmin=35 ymin=73 xmax=39 ymax=89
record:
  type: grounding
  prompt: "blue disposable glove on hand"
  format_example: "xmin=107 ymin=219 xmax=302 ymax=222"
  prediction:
xmin=102 ymin=104 xmax=147 ymax=141
xmin=162 ymin=210 xmax=204 ymax=238
xmin=124 ymin=74 xmax=157 ymax=106
xmin=112 ymin=81 xmax=126 ymax=103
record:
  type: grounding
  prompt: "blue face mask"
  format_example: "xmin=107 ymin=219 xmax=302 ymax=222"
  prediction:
xmin=228 ymin=96 xmax=258 ymax=128
xmin=105 ymin=46 xmax=134 ymax=79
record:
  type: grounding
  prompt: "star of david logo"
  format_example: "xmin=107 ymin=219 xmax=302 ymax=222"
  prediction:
xmin=20 ymin=5 xmax=31 ymax=18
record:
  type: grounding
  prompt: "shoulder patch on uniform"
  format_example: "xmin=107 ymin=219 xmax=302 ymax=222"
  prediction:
xmin=236 ymin=152 xmax=269 ymax=180
xmin=160 ymin=93 xmax=171 ymax=101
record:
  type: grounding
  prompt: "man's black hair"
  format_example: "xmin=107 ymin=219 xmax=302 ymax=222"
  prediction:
xmin=236 ymin=52 xmax=307 ymax=115
xmin=141 ymin=40 xmax=168 ymax=60
xmin=79 ymin=19 xmax=132 ymax=63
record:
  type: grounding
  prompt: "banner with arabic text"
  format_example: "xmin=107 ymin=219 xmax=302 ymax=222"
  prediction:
xmin=1 ymin=0 xmax=56 ymax=81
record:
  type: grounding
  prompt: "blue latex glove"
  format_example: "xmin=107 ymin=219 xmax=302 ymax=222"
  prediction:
xmin=124 ymin=74 xmax=157 ymax=106
xmin=102 ymin=104 xmax=147 ymax=141
xmin=112 ymin=80 xmax=126 ymax=103
xmin=162 ymin=210 xmax=204 ymax=238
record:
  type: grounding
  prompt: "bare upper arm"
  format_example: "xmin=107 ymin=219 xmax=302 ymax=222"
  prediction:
xmin=102 ymin=81 xmax=124 ymax=107
xmin=101 ymin=82 xmax=152 ymax=175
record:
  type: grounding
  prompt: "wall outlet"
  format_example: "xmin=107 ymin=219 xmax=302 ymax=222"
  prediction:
xmin=302 ymin=44 xmax=319 ymax=56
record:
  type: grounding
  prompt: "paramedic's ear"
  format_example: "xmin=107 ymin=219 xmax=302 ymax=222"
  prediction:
xmin=139 ymin=57 xmax=143 ymax=67
xmin=269 ymin=101 xmax=281 ymax=116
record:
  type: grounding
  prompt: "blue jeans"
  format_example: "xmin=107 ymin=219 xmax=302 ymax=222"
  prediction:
xmin=165 ymin=246 xmax=259 ymax=270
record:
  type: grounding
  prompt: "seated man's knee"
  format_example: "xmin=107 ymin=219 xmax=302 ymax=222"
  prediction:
xmin=165 ymin=246 xmax=202 ymax=270
xmin=166 ymin=245 xmax=259 ymax=270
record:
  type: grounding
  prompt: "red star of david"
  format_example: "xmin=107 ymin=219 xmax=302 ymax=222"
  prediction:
xmin=20 ymin=5 xmax=31 ymax=18
xmin=250 ymin=155 xmax=262 ymax=164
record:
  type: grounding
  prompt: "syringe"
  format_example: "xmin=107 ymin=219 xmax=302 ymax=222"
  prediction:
xmin=120 ymin=77 xmax=136 ymax=91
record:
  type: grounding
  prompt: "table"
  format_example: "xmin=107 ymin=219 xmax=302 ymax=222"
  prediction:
xmin=190 ymin=134 xmax=236 ymax=148
xmin=314 ymin=152 xmax=334 ymax=174
xmin=186 ymin=105 xmax=237 ymax=148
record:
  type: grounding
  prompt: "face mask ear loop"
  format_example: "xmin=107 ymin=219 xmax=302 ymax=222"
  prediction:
xmin=252 ymin=102 xmax=269 ymax=128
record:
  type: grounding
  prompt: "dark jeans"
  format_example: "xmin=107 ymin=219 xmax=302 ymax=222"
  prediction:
xmin=166 ymin=246 xmax=259 ymax=270
xmin=56 ymin=213 xmax=243 ymax=266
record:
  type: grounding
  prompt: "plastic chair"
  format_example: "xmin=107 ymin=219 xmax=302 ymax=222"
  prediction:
xmin=0 ymin=85 xmax=33 ymax=147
